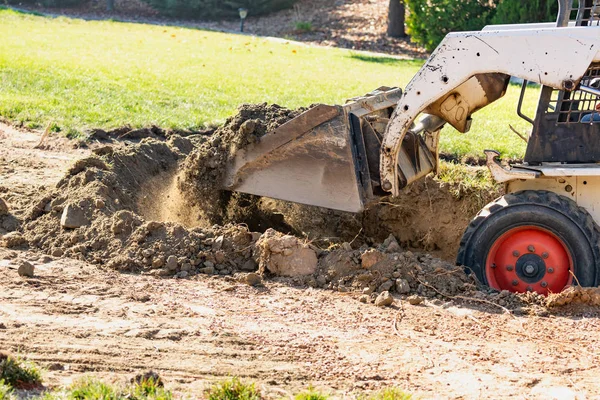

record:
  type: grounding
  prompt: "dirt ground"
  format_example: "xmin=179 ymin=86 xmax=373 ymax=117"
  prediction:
xmin=2 ymin=122 xmax=600 ymax=399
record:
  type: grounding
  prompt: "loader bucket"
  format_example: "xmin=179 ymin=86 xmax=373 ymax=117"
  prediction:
xmin=223 ymin=88 xmax=403 ymax=213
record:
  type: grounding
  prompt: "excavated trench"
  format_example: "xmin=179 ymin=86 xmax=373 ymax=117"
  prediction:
xmin=3 ymin=103 xmax=584 ymax=310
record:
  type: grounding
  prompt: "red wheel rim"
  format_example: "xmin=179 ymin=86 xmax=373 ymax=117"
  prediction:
xmin=485 ymin=226 xmax=573 ymax=295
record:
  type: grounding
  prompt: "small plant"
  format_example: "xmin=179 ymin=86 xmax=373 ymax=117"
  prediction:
xmin=369 ymin=387 xmax=413 ymax=400
xmin=0 ymin=380 xmax=15 ymax=400
xmin=67 ymin=379 xmax=121 ymax=400
xmin=205 ymin=377 xmax=262 ymax=400
xmin=44 ymin=376 xmax=173 ymax=400
xmin=0 ymin=354 xmax=42 ymax=389
xmin=294 ymin=385 xmax=329 ymax=400
xmin=127 ymin=373 xmax=171 ymax=400
xmin=294 ymin=21 xmax=313 ymax=32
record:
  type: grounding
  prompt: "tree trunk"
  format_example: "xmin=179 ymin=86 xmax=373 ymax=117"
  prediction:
xmin=387 ymin=0 xmax=406 ymax=38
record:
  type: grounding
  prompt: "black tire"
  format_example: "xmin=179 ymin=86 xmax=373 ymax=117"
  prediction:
xmin=457 ymin=190 xmax=600 ymax=292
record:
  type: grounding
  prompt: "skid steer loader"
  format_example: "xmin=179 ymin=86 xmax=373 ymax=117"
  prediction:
xmin=224 ymin=0 xmax=600 ymax=295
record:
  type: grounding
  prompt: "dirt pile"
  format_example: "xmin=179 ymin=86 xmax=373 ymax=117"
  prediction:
xmin=0 ymin=103 xmax=532 ymax=311
xmin=18 ymin=137 xmax=259 ymax=276
xmin=546 ymin=286 xmax=600 ymax=307
xmin=177 ymin=103 xmax=306 ymax=224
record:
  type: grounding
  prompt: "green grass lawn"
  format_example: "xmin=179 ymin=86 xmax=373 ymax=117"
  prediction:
xmin=0 ymin=8 xmax=536 ymax=158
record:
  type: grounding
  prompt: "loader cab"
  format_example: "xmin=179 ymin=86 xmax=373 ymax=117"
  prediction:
xmin=525 ymin=66 xmax=600 ymax=164
xmin=524 ymin=0 xmax=600 ymax=165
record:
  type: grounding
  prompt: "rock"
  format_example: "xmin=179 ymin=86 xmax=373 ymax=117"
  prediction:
xmin=374 ymin=291 xmax=394 ymax=307
xmin=60 ymin=204 xmax=89 ymax=229
xmin=142 ymin=249 xmax=154 ymax=258
xmin=0 ymin=198 xmax=8 ymax=216
xmin=383 ymin=234 xmax=402 ymax=253
xmin=316 ymin=275 xmax=327 ymax=287
xmin=214 ymin=251 xmax=226 ymax=264
xmin=52 ymin=248 xmax=64 ymax=257
xmin=359 ymin=295 xmax=369 ymax=303
xmin=166 ymin=255 xmax=178 ymax=271
xmin=386 ymin=240 xmax=402 ymax=253
xmin=47 ymin=363 xmax=64 ymax=371
xmin=395 ymin=278 xmax=411 ymax=294
xmin=239 ymin=272 xmax=262 ymax=286
xmin=17 ymin=260 xmax=35 ymax=277
xmin=2 ymin=232 xmax=27 ymax=248
xmin=362 ymin=286 xmax=374 ymax=295
xmin=177 ymin=271 xmax=189 ymax=278
xmin=203 ymin=260 xmax=215 ymax=269
xmin=407 ymin=295 xmax=424 ymax=305
xmin=94 ymin=198 xmax=105 ymax=209
xmin=199 ymin=266 xmax=214 ymax=275
xmin=213 ymin=235 xmax=224 ymax=251
xmin=378 ymin=280 xmax=394 ymax=292
xmin=361 ymin=249 xmax=386 ymax=269
xmin=152 ymin=256 xmax=165 ymax=268
xmin=256 ymin=229 xmax=318 ymax=277
xmin=239 ymin=119 xmax=256 ymax=135
xmin=180 ymin=263 xmax=192 ymax=272
xmin=241 ymin=259 xmax=257 ymax=271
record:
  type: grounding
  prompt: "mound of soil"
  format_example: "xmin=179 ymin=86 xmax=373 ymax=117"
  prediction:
xmin=1 ymin=103 xmax=550 ymax=313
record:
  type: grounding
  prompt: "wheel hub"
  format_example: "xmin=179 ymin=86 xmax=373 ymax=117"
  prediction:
xmin=516 ymin=254 xmax=546 ymax=283
xmin=485 ymin=226 xmax=572 ymax=295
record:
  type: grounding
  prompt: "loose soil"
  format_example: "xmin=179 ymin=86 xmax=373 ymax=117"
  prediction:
xmin=2 ymin=120 xmax=600 ymax=399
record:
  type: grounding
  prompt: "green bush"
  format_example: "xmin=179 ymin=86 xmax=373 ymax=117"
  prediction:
xmin=405 ymin=0 xmax=496 ymax=52
xmin=0 ymin=380 xmax=15 ymax=400
xmin=205 ymin=377 xmax=262 ymax=400
xmin=0 ymin=354 xmax=42 ymax=389
xmin=492 ymin=0 xmax=558 ymax=24
xmin=141 ymin=0 xmax=298 ymax=20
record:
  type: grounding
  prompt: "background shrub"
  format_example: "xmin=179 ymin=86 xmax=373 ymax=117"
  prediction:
xmin=405 ymin=0 xmax=496 ymax=52
xmin=406 ymin=0 xmax=560 ymax=52
xmin=492 ymin=0 xmax=558 ymax=24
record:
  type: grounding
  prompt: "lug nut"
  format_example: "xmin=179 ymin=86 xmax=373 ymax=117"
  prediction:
xmin=541 ymin=281 xmax=548 ymax=288
xmin=513 ymin=250 xmax=520 ymax=257
xmin=548 ymin=267 xmax=554 ymax=273
xmin=512 ymin=280 xmax=519 ymax=286
xmin=491 ymin=263 xmax=496 ymax=269
xmin=542 ymin=252 xmax=549 ymax=259
xmin=528 ymin=245 xmax=535 ymax=253
xmin=527 ymin=286 xmax=533 ymax=292
xmin=506 ymin=265 xmax=514 ymax=271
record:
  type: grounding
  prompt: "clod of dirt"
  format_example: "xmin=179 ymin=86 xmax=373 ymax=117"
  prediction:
xmin=383 ymin=234 xmax=402 ymax=253
xmin=60 ymin=203 xmax=91 ymax=229
xmin=374 ymin=291 xmax=394 ymax=307
xmin=256 ymin=228 xmax=317 ymax=276
xmin=0 ymin=198 xmax=8 ymax=216
xmin=17 ymin=260 xmax=34 ymax=277
xmin=407 ymin=295 xmax=424 ymax=305
xmin=238 ymin=272 xmax=262 ymax=286
xmin=395 ymin=278 xmax=410 ymax=294
xmin=361 ymin=249 xmax=386 ymax=269
xmin=1 ymin=232 xmax=27 ymax=248
xmin=546 ymin=286 xmax=600 ymax=307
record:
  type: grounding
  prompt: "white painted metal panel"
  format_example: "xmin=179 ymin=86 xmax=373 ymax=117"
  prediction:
xmin=380 ymin=26 xmax=600 ymax=196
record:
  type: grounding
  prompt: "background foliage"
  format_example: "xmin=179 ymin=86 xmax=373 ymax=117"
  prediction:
xmin=406 ymin=0 xmax=560 ymax=51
